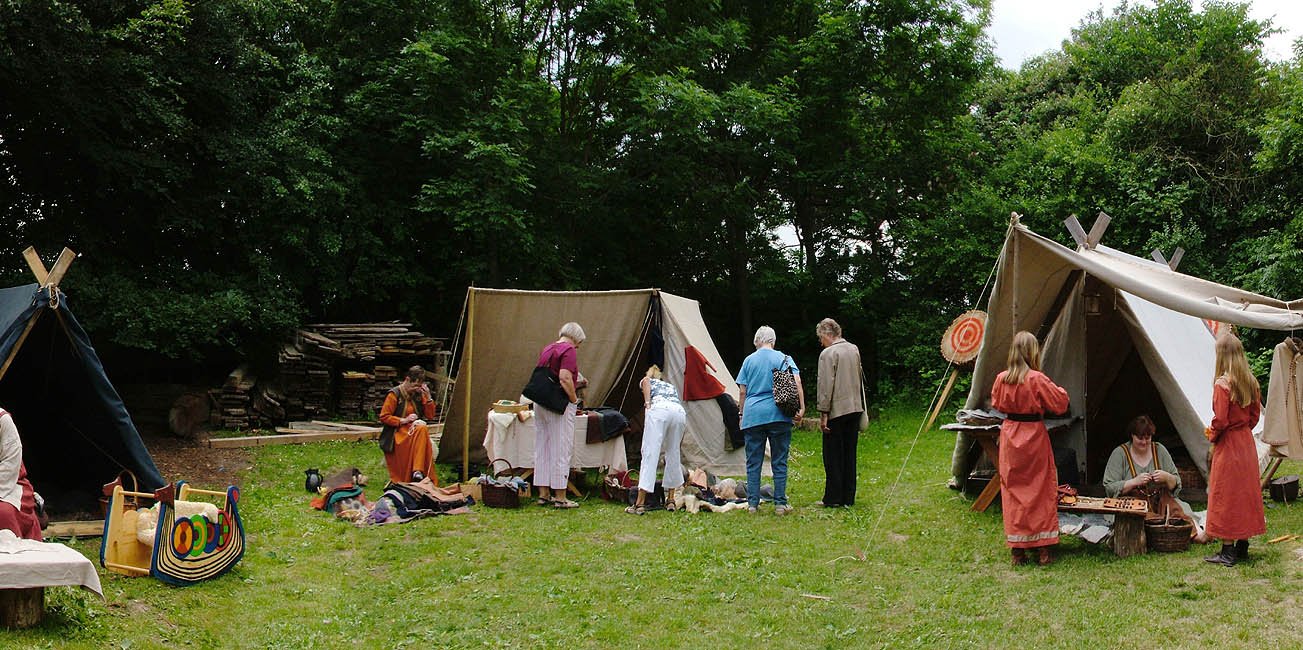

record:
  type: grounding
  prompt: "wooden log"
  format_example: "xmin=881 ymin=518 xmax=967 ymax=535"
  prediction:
xmin=1112 ymin=514 xmax=1147 ymax=558
xmin=168 ymin=392 xmax=211 ymax=438
xmin=0 ymin=587 xmax=43 ymax=628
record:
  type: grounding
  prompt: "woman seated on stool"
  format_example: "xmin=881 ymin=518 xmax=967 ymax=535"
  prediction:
xmin=1102 ymin=414 xmax=1208 ymax=543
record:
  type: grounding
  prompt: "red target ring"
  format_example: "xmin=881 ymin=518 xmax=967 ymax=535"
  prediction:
xmin=941 ymin=311 xmax=987 ymax=364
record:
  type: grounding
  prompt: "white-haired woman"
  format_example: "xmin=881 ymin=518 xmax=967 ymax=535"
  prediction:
xmin=736 ymin=325 xmax=804 ymax=514
xmin=626 ymin=365 xmax=686 ymax=515
xmin=534 ymin=322 xmax=585 ymax=509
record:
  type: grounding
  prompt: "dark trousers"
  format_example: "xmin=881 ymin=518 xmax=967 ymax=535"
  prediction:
xmin=818 ymin=414 xmax=859 ymax=505
xmin=822 ymin=412 xmax=861 ymax=506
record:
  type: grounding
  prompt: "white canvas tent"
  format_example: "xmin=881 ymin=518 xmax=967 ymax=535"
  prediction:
xmin=439 ymin=288 xmax=749 ymax=476
xmin=951 ymin=217 xmax=1303 ymax=485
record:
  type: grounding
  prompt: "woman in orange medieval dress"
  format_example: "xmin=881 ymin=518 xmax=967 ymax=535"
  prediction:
xmin=991 ymin=331 xmax=1069 ymax=566
xmin=378 ymin=366 xmax=437 ymax=485
xmin=1203 ymin=332 xmax=1265 ymax=567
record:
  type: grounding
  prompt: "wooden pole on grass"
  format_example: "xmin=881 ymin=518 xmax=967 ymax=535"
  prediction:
xmin=462 ymin=288 xmax=475 ymax=482
xmin=923 ymin=368 xmax=959 ymax=431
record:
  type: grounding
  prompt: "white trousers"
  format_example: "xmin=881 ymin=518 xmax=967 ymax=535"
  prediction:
xmin=533 ymin=402 xmax=576 ymax=490
xmin=639 ymin=406 xmax=686 ymax=493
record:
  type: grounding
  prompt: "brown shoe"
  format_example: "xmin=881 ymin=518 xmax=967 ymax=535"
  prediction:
xmin=1010 ymin=548 xmax=1028 ymax=566
xmin=1037 ymin=548 xmax=1053 ymax=566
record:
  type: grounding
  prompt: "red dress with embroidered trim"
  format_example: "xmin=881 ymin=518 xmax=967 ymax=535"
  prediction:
xmin=1204 ymin=380 xmax=1265 ymax=540
xmin=991 ymin=369 xmax=1069 ymax=548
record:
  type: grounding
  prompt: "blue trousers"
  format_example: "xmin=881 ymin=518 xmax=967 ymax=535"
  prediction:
xmin=744 ymin=421 xmax=791 ymax=507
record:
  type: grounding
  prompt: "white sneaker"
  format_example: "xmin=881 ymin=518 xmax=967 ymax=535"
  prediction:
xmin=775 ymin=505 xmax=794 ymax=516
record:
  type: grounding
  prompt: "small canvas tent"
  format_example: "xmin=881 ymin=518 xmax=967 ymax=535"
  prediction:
xmin=0 ymin=283 xmax=165 ymax=510
xmin=438 ymin=288 xmax=748 ymax=475
xmin=951 ymin=218 xmax=1303 ymax=485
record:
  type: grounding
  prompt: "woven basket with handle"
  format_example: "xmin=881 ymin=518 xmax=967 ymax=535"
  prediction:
xmin=481 ymin=458 xmax=522 ymax=509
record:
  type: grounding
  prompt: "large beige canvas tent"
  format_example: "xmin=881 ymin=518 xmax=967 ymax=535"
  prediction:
xmin=951 ymin=217 xmax=1303 ymax=486
xmin=438 ymin=288 xmax=749 ymax=476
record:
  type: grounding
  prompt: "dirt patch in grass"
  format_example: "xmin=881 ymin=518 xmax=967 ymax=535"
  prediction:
xmin=143 ymin=432 xmax=252 ymax=488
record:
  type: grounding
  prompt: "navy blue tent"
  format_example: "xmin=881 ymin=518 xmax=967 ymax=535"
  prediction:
xmin=0 ymin=284 xmax=164 ymax=509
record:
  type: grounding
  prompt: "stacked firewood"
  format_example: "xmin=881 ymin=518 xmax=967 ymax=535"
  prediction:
xmin=277 ymin=343 xmax=333 ymax=420
xmin=338 ymin=371 xmax=373 ymax=417
xmin=208 ymin=323 xmax=448 ymax=429
xmin=211 ymin=365 xmax=257 ymax=429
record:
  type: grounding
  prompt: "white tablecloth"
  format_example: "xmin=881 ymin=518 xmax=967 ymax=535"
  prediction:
xmin=484 ymin=411 xmax=627 ymax=473
xmin=0 ymin=530 xmax=103 ymax=598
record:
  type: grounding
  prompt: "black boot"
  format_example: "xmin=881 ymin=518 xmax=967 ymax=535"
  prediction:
xmin=1234 ymin=539 xmax=1249 ymax=562
xmin=1205 ymin=543 xmax=1237 ymax=567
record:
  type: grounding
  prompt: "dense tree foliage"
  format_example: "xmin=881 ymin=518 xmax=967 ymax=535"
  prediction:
xmin=2 ymin=0 xmax=1301 ymax=396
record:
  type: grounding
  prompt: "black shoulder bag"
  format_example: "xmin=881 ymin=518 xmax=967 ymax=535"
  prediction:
xmin=522 ymin=348 xmax=571 ymax=414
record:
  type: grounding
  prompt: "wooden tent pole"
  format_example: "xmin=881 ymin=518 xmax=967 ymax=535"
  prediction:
xmin=463 ymin=288 xmax=475 ymax=482
xmin=0 ymin=312 xmax=40 ymax=383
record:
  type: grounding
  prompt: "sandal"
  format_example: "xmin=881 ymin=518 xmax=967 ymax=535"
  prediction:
xmin=536 ymin=497 xmax=550 ymax=507
xmin=552 ymin=499 xmax=579 ymax=509
xmin=624 ymin=504 xmax=645 ymax=516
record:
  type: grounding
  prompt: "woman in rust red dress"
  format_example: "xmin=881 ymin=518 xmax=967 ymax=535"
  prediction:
xmin=1203 ymin=332 xmax=1265 ymax=567
xmin=991 ymin=331 xmax=1069 ymax=566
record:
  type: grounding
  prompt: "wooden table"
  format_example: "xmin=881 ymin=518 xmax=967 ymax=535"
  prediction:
xmin=1058 ymin=496 xmax=1149 ymax=558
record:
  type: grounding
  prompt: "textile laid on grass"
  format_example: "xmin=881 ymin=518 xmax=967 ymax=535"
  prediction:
xmin=952 ymin=223 xmax=1294 ymax=485
xmin=1204 ymin=382 xmax=1266 ymax=541
xmin=1262 ymin=337 xmax=1303 ymax=459
xmin=991 ymin=370 xmax=1069 ymax=548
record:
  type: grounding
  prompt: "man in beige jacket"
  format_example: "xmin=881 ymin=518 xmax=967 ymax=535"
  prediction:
xmin=815 ymin=318 xmax=865 ymax=507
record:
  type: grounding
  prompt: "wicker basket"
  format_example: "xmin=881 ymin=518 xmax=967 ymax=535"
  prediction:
xmin=491 ymin=401 xmax=528 ymax=414
xmin=1145 ymin=520 xmax=1193 ymax=552
xmin=481 ymin=458 xmax=523 ymax=509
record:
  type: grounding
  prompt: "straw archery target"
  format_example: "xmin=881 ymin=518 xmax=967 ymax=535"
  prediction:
xmin=941 ymin=311 xmax=986 ymax=364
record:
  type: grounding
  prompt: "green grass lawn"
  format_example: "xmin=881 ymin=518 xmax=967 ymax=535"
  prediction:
xmin=14 ymin=405 xmax=1303 ymax=649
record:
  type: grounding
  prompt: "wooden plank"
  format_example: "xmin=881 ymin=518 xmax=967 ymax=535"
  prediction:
xmin=1085 ymin=211 xmax=1111 ymax=249
xmin=44 ymin=247 xmax=77 ymax=287
xmin=21 ymin=247 xmax=47 ymax=284
xmin=45 ymin=520 xmax=104 ymax=537
xmin=1063 ymin=215 xmax=1088 ymax=248
xmin=209 ymin=429 xmax=380 ymax=448
xmin=1167 ymin=247 xmax=1184 ymax=271
xmin=275 ymin=427 xmax=381 ymax=435
xmin=1150 ymin=249 xmax=1168 ymax=266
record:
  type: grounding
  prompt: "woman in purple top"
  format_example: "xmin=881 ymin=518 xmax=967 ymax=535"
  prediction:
xmin=534 ymin=322 xmax=585 ymax=508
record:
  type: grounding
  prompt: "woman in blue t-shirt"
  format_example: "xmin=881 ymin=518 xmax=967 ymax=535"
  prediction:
xmin=735 ymin=325 xmax=805 ymax=514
